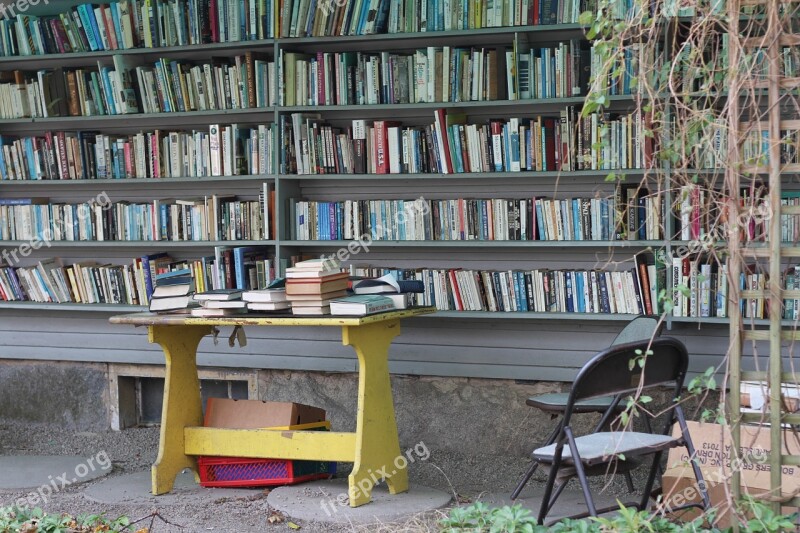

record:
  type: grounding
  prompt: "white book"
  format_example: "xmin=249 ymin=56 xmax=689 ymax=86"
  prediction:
xmin=209 ymin=124 xmax=222 ymax=176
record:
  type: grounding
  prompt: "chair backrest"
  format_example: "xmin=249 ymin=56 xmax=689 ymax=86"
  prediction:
xmin=563 ymin=337 xmax=689 ymax=426
xmin=611 ymin=316 xmax=664 ymax=346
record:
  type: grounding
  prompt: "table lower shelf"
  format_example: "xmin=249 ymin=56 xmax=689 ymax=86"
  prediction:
xmin=183 ymin=427 xmax=357 ymax=462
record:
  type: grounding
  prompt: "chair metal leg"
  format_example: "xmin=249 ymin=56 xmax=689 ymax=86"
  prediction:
xmin=512 ymin=420 xmax=563 ymax=501
xmin=547 ymin=480 xmax=570 ymax=510
xmin=676 ymin=407 xmax=711 ymax=509
xmin=511 ymin=460 xmax=540 ymax=500
xmin=639 ymin=450 xmax=664 ymax=511
xmin=537 ymin=445 xmax=564 ymax=525
xmin=624 ymin=470 xmax=635 ymax=492
xmin=566 ymin=426 xmax=598 ymax=517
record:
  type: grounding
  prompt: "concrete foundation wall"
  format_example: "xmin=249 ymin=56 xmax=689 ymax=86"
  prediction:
xmin=0 ymin=360 xmax=585 ymax=456
xmin=0 ymin=360 xmax=716 ymax=458
xmin=0 ymin=360 xmax=109 ymax=430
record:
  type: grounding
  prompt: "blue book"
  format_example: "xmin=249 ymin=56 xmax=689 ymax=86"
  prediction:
xmin=155 ymin=268 xmax=192 ymax=281
xmin=78 ymin=4 xmax=102 ymax=51
xmin=110 ymin=2 xmax=124 ymax=48
xmin=0 ymin=136 xmax=7 ymax=179
xmin=232 ymin=246 xmax=253 ymax=290
xmin=576 ymin=272 xmax=586 ymax=313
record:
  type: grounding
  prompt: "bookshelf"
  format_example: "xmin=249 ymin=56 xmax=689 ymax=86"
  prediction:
xmin=1 ymin=0 xmax=770 ymax=389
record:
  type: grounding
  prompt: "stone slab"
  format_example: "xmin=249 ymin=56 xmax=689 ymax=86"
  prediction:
xmin=0 ymin=456 xmax=111 ymax=490
xmin=267 ymin=479 xmax=452 ymax=524
xmin=83 ymin=470 xmax=261 ymax=506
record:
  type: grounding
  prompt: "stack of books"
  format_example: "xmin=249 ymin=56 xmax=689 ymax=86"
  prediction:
xmin=329 ymin=294 xmax=395 ymax=316
xmin=285 ymin=259 xmax=348 ymax=316
xmin=243 ymin=288 xmax=290 ymax=312
xmin=191 ymin=289 xmax=247 ymax=317
xmin=352 ymin=273 xmax=425 ymax=309
xmin=149 ymin=269 xmax=196 ymax=313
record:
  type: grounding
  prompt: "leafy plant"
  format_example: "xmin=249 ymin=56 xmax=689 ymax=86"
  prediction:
xmin=0 ymin=506 xmax=132 ymax=533
xmin=439 ymin=499 xmax=800 ymax=532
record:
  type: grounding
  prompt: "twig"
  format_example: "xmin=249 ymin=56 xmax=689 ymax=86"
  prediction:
xmin=126 ymin=510 xmax=185 ymax=531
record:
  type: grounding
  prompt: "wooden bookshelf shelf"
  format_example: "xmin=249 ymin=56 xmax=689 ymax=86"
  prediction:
xmin=0 ymin=301 xmax=144 ymax=312
xmin=281 ymin=239 xmax=665 ymax=248
xmin=0 ymin=240 xmax=277 ymax=248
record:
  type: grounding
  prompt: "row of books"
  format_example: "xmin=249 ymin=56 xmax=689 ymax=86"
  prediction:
xmin=280 ymin=39 xmax=600 ymax=107
xmin=279 ymin=0 xmax=588 ymax=38
xmin=0 ymin=192 xmax=272 ymax=242
xmin=669 ymin=256 xmax=727 ymax=319
xmin=0 ymin=0 xmax=276 ymax=57
xmin=672 ymin=184 xmax=798 ymax=244
xmin=0 ymin=0 xmax=595 ymax=58
xmin=290 ymin=194 xmax=663 ymax=241
xmin=0 ymin=126 xmax=278 ymax=181
xmin=282 ymin=47 xmax=507 ymax=107
xmin=0 ymin=249 xmax=279 ymax=306
xmin=282 ymin=108 xmax=656 ymax=176
xmin=345 ymin=264 xmax=660 ymax=315
xmin=1 ymin=52 xmax=275 ymax=119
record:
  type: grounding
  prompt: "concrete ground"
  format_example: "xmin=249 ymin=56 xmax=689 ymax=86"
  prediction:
xmin=0 ymin=421 xmax=634 ymax=532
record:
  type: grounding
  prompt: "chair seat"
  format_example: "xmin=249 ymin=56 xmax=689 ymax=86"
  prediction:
xmin=526 ymin=392 xmax=618 ymax=414
xmin=532 ymin=431 xmax=679 ymax=466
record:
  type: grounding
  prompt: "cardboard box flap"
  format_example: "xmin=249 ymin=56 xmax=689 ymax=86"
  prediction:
xmin=204 ymin=399 xmax=326 ymax=430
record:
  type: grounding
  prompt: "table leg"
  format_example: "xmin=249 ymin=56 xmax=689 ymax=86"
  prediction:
xmin=342 ymin=319 xmax=406 ymax=507
xmin=149 ymin=324 xmax=214 ymax=495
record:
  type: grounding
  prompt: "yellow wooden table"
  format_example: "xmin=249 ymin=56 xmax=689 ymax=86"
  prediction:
xmin=109 ymin=307 xmax=434 ymax=507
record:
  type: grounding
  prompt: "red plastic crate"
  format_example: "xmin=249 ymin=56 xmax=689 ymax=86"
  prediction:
xmin=197 ymin=456 xmax=336 ymax=488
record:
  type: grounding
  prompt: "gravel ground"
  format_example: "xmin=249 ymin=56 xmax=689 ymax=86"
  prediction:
xmin=0 ymin=421 xmax=635 ymax=532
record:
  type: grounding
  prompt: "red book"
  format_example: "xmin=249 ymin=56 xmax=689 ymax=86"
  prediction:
xmin=543 ymin=118 xmax=557 ymax=171
xmin=49 ymin=18 xmax=71 ymax=53
xmin=102 ymin=6 xmax=118 ymax=50
xmin=210 ymin=0 xmax=219 ymax=42
xmin=448 ymin=269 xmax=464 ymax=311
xmin=434 ymin=109 xmax=454 ymax=174
xmin=316 ymin=52 xmax=325 ymax=105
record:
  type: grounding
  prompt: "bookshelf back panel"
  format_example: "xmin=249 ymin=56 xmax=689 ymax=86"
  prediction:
xmin=0 ymin=311 xmax=742 ymax=380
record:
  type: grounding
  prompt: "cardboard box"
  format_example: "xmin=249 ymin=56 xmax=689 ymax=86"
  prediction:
xmin=740 ymin=380 xmax=800 ymax=413
xmin=661 ymin=421 xmax=800 ymax=527
xmin=204 ymin=399 xmax=326 ymax=429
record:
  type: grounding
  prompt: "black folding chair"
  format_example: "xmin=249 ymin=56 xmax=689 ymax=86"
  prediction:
xmin=511 ymin=316 xmax=664 ymax=500
xmin=532 ymin=337 xmax=710 ymax=525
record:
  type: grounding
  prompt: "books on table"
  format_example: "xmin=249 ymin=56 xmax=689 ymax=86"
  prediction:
xmin=330 ymin=295 xmax=395 ymax=316
xmin=242 ymin=288 xmax=288 ymax=302
xmin=150 ymin=269 xmax=195 ymax=313
xmin=190 ymin=307 xmax=248 ymax=317
xmin=193 ymin=289 xmax=243 ymax=301
xmin=352 ymin=273 xmax=424 ymax=294
xmin=285 ymin=258 xmax=341 ymax=278
xmin=291 ymin=304 xmax=331 ymax=316
xmin=150 ymin=294 xmax=197 ymax=313
xmin=247 ymin=301 xmax=291 ymax=311
xmin=199 ymin=300 xmax=248 ymax=309
xmin=285 ymin=262 xmax=347 ymax=315
xmin=285 ymin=272 xmax=349 ymax=295
xmin=151 ymin=283 xmax=192 ymax=298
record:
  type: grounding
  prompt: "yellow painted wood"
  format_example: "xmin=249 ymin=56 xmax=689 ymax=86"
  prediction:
xmin=184 ymin=427 xmax=357 ymax=462
xmin=342 ymin=319 xmax=407 ymax=507
xmin=110 ymin=309 xmax=433 ymax=507
xmin=109 ymin=307 xmax=435 ymax=327
xmin=149 ymin=325 xmax=214 ymax=495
